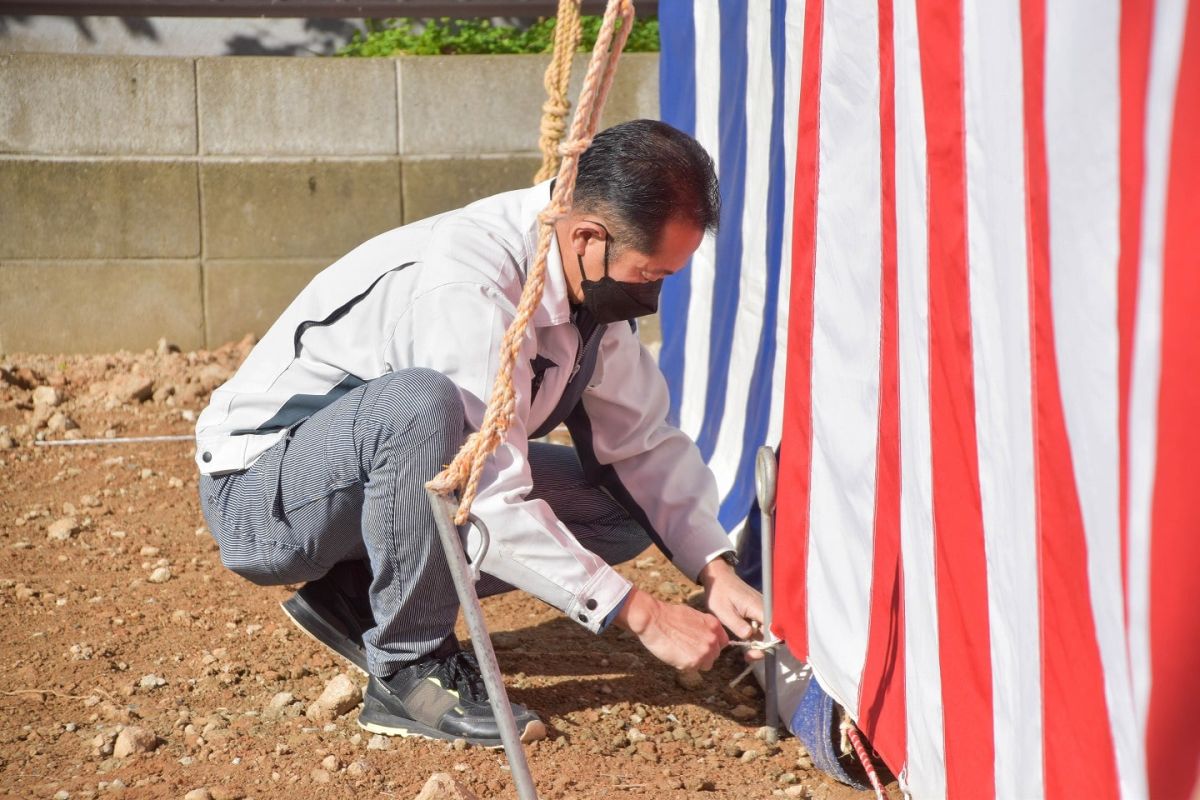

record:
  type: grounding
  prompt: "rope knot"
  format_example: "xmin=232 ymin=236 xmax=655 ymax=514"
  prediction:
xmin=537 ymin=205 xmax=568 ymax=226
xmin=557 ymin=137 xmax=592 ymax=158
xmin=540 ymin=119 xmax=567 ymax=141
xmin=542 ymin=97 xmax=570 ymax=117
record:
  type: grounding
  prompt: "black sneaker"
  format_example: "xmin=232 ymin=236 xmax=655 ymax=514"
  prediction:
xmin=357 ymin=636 xmax=547 ymax=748
xmin=280 ymin=559 xmax=374 ymax=675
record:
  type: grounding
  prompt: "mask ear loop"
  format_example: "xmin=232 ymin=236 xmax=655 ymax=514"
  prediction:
xmin=576 ymin=221 xmax=614 ymax=283
xmin=600 ymin=226 xmax=611 ymax=278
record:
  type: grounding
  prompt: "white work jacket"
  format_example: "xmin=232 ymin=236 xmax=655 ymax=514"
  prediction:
xmin=194 ymin=181 xmax=733 ymax=632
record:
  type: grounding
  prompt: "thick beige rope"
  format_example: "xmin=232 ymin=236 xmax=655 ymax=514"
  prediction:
xmin=427 ymin=0 xmax=636 ymax=523
xmin=534 ymin=0 xmax=584 ymax=184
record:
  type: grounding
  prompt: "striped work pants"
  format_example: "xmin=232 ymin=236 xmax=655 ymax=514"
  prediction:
xmin=199 ymin=368 xmax=650 ymax=677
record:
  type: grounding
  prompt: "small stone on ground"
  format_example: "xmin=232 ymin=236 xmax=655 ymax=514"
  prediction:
xmin=32 ymin=386 xmax=61 ymax=408
xmin=47 ymin=517 xmax=79 ymax=541
xmin=113 ymin=725 xmax=158 ymax=758
xmin=305 ymin=673 xmax=362 ymax=721
xmin=731 ymin=703 xmax=758 ymax=721
xmin=676 ymin=669 xmax=704 ymax=690
xmin=414 ymin=772 xmax=478 ymax=800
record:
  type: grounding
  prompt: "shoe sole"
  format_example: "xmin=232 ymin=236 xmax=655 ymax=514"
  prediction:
xmin=279 ymin=594 xmax=369 ymax=676
xmin=357 ymin=712 xmax=547 ymax=749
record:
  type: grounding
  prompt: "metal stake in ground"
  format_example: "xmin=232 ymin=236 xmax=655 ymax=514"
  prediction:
xmin=425 ymin=489 xmax=540 ymax=800
xmin=34 ymin=434 xmax=194 ymax=446
xmin=755 ymin=446 xmax=780 ymax=744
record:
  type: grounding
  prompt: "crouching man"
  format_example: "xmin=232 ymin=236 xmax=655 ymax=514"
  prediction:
xmin=195 ymin=119 xmax=764 ymax=747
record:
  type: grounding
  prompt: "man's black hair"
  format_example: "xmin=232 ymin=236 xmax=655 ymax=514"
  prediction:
xmin=574 ymin=119 xmax=720 ymax=255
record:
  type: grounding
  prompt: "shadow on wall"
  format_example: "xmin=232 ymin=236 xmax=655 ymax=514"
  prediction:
xmin=0 ymin=15 xmax=366 ymax=56
xmin=224 ymin=19 xmax=365 ymax=56
xmin=0 ymin=15 xmax=158 ymax=42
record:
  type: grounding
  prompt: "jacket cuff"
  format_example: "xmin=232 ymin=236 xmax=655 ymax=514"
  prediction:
xmin=599 ymin=589 xmax=632 ymax=632
xmin=566 ymin=564 xmax=633 ymax=634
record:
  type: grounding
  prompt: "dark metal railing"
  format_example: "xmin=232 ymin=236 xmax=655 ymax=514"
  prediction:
xmin=2 ymin=0 xmax=655 ymax=18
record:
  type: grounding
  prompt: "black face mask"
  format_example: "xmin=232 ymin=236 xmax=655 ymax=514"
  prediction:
xmin=576 ymin=230 xmax=663 ymax=324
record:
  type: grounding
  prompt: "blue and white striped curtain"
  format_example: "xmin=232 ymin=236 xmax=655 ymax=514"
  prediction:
xmin=657 ymin=0 xmax=805 ymax=532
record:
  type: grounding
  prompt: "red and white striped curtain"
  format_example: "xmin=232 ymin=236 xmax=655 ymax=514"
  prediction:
xmin=769 ymin=1 xmax=1200 ymax=798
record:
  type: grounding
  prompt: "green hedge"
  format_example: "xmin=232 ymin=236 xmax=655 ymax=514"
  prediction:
xmin=337 ymin=16 xmax=659 ymax=57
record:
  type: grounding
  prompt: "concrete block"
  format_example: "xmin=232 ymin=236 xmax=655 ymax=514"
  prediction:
xmin=0 ymin=261 xmax=203 ymax=354
xmin=203 ymin=259 xmax=327 ymax=347
xmin=594 ymin=52 xmax=660 ymax=130
xmin=397 ymin=52 xmax=659 ymax=156
xmin=201 ymin=160 xmax=402 ymax=259
xmin=0 ymin=160 xmax=200 ymax=259
xmin=397 ymin=55 xmax=542 ymax=156
xmin=0 ymin=53 xmax=196 ymax=155
xmin=401 ymin=155 xmax=542 ymax=223
xmin=197 ymin=57 xmax=397 ymax=156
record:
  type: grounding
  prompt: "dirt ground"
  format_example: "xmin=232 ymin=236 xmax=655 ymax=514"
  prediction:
xmin=0 ymin=342 xmax=891 ymax=800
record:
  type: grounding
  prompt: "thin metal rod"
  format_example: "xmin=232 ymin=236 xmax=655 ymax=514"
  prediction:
xmin=34 ymin=434 xmax=193 ymax=447
xmin=755 ymin=446 xmax=780 ymax=744
xmin=426 ymin=489 xmax=539 ymax=800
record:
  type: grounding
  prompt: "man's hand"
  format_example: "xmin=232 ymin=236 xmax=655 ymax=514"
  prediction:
xmin=614 ymin=586 xmax=729 ymax=671
xmin=698 ymin=554 xmax=766 ymax=659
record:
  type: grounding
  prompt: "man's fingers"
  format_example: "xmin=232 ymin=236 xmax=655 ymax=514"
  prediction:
xmin=714 ymin=621 xmax=731 ymax=650
xmin=707 ymin=577 xmax=766 ymax=642
xmin=727 ymin=618 xmax=754 ymax=640
xmin=696 ymin=616 xmax=728 ymax=671
xmin=716 ymin=602 xmax=755 ymax=640
xmin=636 ymin=601 xmax=738 ymax=672
xmin=745 ymin=602 xmax=766 ymax=627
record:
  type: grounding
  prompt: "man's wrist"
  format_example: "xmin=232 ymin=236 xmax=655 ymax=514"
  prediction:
xmin=698 ymin=551 xmax=737 ymax=589
xmin=614 ymin=586 xmax=655 ymax=635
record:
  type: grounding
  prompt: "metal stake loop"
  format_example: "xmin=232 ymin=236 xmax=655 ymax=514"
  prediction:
xmin=755 ymin=445 xmax=781 ymax=745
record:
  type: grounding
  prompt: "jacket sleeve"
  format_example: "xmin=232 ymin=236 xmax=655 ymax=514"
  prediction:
xmin=385 ymin=279 xmax=632 ymax=634
xmin=564 ymin=321 xmax=734 ymax=582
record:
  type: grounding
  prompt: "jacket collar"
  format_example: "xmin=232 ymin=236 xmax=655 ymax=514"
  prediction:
xmin=521 ymin=180 xmax=573 ymax=328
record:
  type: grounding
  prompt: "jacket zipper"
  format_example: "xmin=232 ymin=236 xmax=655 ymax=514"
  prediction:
xmin=570 ymin=323 xmax=585 ymax=379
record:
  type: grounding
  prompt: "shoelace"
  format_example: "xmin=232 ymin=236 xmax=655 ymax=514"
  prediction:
xmin=436 ymin=650 xmax=489 ymax=703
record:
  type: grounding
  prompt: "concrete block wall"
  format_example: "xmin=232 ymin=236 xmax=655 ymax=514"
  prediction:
xmin=0 ymin=51 xmax=659 ymax=354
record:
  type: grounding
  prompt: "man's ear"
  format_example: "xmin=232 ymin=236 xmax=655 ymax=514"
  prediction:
xmin=568 ymin=219 xmax=608 ymax=258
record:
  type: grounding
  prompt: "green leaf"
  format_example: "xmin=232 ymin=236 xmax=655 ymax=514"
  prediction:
xmin=335 ymin=15 xmax=659 ymax=58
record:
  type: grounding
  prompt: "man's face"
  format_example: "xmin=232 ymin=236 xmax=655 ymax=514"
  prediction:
xmin=570 ymin=216 xmax=705 ymax=302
